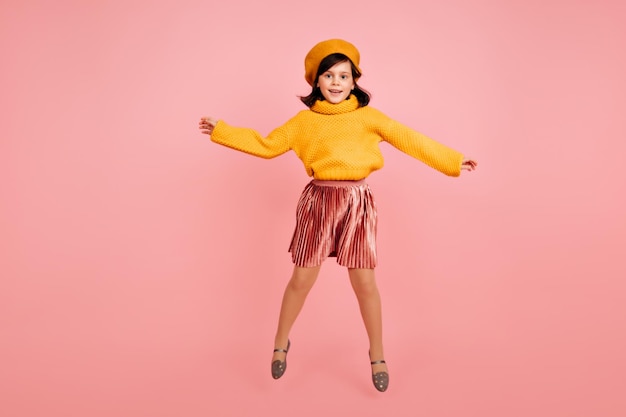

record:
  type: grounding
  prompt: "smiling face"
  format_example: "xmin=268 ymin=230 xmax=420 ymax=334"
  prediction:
xmin=317 ymin=60 xmax=355 ymax=104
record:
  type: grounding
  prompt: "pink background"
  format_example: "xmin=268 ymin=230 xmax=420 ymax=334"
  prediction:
xmin=2 ymin=0 xmax=625 ymax=416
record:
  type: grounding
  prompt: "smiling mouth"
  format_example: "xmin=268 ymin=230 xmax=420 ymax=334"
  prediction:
xmin=329 ymin=89 xmax=343 ymax=94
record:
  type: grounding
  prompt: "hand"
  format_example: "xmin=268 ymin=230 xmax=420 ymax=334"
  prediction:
xmin=461 ymin=158 xmax=477 ymax=172
xmin=199 ymin=117 xmax=219 ymax=135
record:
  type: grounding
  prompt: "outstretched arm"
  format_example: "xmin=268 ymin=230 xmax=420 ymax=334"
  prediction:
xmin=461 ymin=158 xmax=478 ymax=172
xmin=197 ymin=115 xmax=291 ymax=159
xmin=199 ymin=117 xmax=218 ymax=135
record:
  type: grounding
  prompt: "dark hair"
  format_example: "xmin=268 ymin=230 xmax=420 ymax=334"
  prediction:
xmin=300 ymin=53 xmax=371 ymax=108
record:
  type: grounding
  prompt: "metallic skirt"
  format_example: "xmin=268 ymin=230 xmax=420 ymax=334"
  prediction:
xmin=288 ymin=179 xmax=378 ymax=269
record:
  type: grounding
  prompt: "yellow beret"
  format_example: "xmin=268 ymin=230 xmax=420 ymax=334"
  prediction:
xmin=304 ymin=39 xmax=361 ymax=86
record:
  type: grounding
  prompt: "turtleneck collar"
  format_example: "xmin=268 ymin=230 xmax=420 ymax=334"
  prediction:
xmin=311 ymin=95 xmax=360 ymax=115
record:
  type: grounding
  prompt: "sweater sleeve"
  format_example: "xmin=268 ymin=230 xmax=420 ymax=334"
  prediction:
xmin=379 ymin=116 xmax=464 ymax=177
xmin=210 ymin=119 xmax=291 ymax=159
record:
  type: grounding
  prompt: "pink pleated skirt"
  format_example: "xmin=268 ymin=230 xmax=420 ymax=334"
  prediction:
xmin=288 ymin=179 xmax=378 ymax=269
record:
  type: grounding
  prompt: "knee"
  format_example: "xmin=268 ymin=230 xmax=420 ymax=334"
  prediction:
xmin=351 ymin=276 xmax=379 ymax=298
xmin=287 ymin=268 xmax=318 ymax=293
xmin=288 ymin=276 xmax=314 ymax=293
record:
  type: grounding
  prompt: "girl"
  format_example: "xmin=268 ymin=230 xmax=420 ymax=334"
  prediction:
xmin=199 ymin=39 xmax=477 ymax=392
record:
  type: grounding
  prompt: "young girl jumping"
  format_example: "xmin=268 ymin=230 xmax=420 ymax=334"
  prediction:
xmin=199 ymin=39 xmax=477 ymax=392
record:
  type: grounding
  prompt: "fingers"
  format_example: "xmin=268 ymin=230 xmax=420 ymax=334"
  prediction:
xmin=199 ymin=117 xmax=217 ymax=127
xmin=199 ymin=117 xmax=218 ymax=135
xmin=461 ymin=159 xmax=477 ymax=171
xmin=463 ymin=159 xmax=477 ymax=167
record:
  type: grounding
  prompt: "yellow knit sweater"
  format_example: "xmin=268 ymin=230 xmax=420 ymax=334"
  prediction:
xmin=211 ymin=96 xmax=464 ymax=180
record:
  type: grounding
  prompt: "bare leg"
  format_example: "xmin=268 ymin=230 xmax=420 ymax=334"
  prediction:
xmin=348 ymin=268 xmax=387 ymax=376
xmin=272 ymin=265 xmax=321 ymax=363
